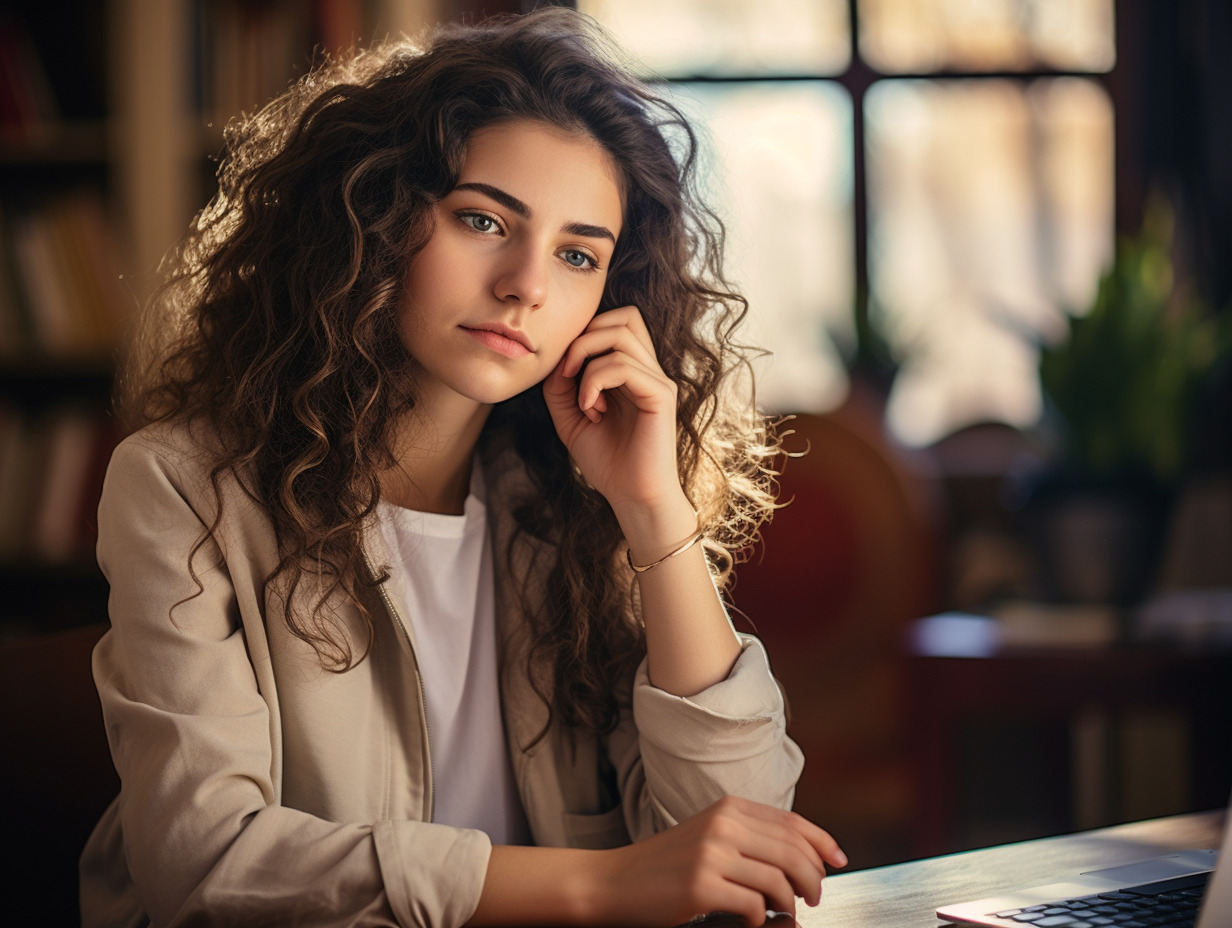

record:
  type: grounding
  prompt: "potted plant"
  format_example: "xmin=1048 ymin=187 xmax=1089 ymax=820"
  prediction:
xmin=1028 ymin=199 xmax=1232 ymax=605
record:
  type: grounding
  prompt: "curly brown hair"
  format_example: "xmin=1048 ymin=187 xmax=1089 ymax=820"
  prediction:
xmin=119 ymin=8 xmax=779 ymax=737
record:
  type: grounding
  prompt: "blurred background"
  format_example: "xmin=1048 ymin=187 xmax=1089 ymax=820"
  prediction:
xmin=2 ymin=0 xmax=1230 ymax=908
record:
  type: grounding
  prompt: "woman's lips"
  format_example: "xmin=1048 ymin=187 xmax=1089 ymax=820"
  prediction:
xmin=460 ymin=325 xmax=533 ymax=359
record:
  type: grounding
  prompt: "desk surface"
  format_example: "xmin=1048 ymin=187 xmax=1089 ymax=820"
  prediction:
xmin=795 ymin=810 xmax=1223 ymax=928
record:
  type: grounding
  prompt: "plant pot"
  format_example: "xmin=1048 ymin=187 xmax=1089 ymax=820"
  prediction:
xmin=1023 ymin=474 xmax=1170 ymax=607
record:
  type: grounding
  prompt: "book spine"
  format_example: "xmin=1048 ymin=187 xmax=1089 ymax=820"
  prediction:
xmin=0 ymin=405 xmax=119 ymax=565
xmin=2 ymin=193 xmax=127 ymax=358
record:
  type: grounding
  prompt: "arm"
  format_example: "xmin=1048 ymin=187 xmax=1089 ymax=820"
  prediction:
xmin=531 ymin=308 xmax=846 ymax=926
xmin=619 ymin=494 xmax=741 ymax=696
xmin=90 ymin=433 xmax=490 ymax=928
xmin=470 ymin=798 xmax=845 ymax=927
xmin=542 ymin=306 xmax=741 ymax=696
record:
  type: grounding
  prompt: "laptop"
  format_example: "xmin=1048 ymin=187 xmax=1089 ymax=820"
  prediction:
xmin=937 ymin=802 xmax=1231 ymax=928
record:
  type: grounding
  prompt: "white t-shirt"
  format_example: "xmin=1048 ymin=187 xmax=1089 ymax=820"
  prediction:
xmin=377 ymin=468 xmax=530 ymax=846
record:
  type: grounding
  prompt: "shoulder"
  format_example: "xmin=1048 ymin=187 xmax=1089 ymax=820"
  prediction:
xmin=110 ymin=418 xmax=219 ymax=475
xmin=102 ymin=418 xmax=248 ymax=521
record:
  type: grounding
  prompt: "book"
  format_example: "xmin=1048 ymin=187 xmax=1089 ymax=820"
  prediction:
xmin=31 ymin=408 xmax=99 ymax=561
xmin=0 ymin=405 xmax=120 ymax=564
xmin=1 ymin=192 xmax=128 ymax=358
xmin=0 ymin=204 xmax=37 ymax=355
xmin=0 ymin=16 xmax=59 ymax=136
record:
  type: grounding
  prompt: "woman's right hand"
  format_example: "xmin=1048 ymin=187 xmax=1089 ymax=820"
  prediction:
xmin=469 ymin=797 xmax=845 ymax=927
xmin=588 ymin=796 xmax=846 ymax=926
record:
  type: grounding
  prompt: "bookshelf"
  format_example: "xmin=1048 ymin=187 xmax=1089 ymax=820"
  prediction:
xmin=1 ymin=0 xmax=121 ymax=639
xmin=1 ymin=0 xmax=451 ymax=640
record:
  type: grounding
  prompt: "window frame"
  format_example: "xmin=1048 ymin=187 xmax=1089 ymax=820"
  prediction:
xmin=567 ymin=1 xmax=1117 ymax=375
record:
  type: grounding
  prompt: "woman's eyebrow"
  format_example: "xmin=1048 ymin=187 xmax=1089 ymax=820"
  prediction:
xmin=562 ymin=221 xmax=616 ymax=244
xmin=452 ymin=182 xmax=530 ymax=218
xmin=451 ymin=182 xmax=617 ymax=243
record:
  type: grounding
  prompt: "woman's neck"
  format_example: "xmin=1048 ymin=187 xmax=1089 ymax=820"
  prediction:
xmin=380 ymin=395 xmax=491 ymax=515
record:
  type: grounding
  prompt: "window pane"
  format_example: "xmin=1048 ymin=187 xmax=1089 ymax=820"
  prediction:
xmin=866 ymin=77 xmax=1114 ymax=445
xmin=579 ymin=0 xmax=851 ymax=77
xmin=670 ymin=83 xmax=854 ymax=412
xmin=860 ymin=0 xmax=1115 ymax=73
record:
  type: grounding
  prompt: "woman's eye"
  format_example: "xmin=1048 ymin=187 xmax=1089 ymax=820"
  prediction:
xmin=561 ymin=249 xmax=596 ymax=269
xmin=459 ymin=212 xmax=499 ymax=234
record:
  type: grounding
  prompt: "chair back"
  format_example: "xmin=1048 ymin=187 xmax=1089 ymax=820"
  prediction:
xmin=733 ymin=406 xmax=942 ymax=864
xmin=0 ymin=622 xmax=116 ymax=925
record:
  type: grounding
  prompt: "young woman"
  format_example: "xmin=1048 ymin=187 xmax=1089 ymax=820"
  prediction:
xmin=80 ymin=9 xmax=845 ymax=927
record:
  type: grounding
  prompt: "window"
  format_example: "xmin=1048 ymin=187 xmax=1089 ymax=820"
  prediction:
xmin=579 ymin=0 xmax=1116 ymax=446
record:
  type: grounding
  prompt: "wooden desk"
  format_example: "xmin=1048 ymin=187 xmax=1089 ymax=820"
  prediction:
xmin=795 ymin=810 xmax=1224 ymax=928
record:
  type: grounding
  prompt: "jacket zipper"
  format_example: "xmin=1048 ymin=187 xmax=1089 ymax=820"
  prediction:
xmin=377 ymin=580 xmax=435 ymax=824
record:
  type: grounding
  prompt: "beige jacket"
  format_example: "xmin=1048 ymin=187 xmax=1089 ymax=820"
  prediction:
xmin=79 ymin=422 xmax=803 ymax=928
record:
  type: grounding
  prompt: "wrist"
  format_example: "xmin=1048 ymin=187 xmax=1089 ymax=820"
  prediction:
xmin=615 ymin=494 xmax=700 ymax=566
xmin=572 ymin=847 xmax=618 ymax=926
xmin=472 ymin=846 xmax=611 ymax=926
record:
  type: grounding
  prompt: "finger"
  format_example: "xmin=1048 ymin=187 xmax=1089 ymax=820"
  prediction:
xmin=688 ymin=878 xmax=777 ymax=928
xmin=773 ymin=818 xmax=846 ymax=872
xmin=724 ymin=800 xmax=848 ymax=870
xmin=708 ymin=804 xmax=846 ymax=901
xmin=589 ymin=303 xmax=649 ymax=335
xmin=544 ymin=355 xmax=614 ymax=427
xmin=731 ymin=831 xmax=824 ymax=906
xmin=711 ymin=810 xmax=825 ymax=906
xmin=580 ymin=305 xmax=657 ymax=359
xmin=543 ymin=359 xmax=586 ymax=417
xmin=790 ymin=817 xmax=846 ymax=870
xmin=542 ymin=362 xmax=594 ymax=431
xmin=729 ymin=808 xmax=827 ymax=882
xmin=575 ymin=352 xmax=673 ymax=413
xmin=560 ymin=324 xmax=658 ymax=378
xmin=733 ymin=810 xmax=826 ymax=865
xmin=721 ymin=856 xmax=798 ymax=919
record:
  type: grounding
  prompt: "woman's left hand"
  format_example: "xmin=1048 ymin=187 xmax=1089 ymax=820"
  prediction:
xmin=542 ymin=305 xmax=684 ymax=518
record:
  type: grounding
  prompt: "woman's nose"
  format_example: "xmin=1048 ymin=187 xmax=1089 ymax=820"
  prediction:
xmin=493 ymin=243 xmax=548 ymax=309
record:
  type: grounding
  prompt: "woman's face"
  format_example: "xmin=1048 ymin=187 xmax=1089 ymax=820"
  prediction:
xmin=399 ymin=118 xmax=624 ymax=410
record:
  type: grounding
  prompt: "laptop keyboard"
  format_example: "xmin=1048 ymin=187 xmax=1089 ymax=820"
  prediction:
xmin=991 ymin=871 xmax=1210 ymax=927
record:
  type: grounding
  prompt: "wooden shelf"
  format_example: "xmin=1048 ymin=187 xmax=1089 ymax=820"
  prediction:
xmin=0 ymin=361 xmax=114 ymax=408
xmin=0 ymin=560 xmax=109 ymax=640
xmin=1 ymin=1 xmax=448 ymax=641
xmin=0 ymin=121 xmax=109 ymax=167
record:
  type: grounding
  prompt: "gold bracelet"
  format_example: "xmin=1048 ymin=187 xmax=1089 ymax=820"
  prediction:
xmin=626 ymin=527 xmax=704 ymax=573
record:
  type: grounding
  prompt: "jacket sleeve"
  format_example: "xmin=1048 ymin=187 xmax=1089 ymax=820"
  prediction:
xmin=615 ymin=634 xmax=804 ymax=841
xmin=86 ymin=434 xmax=491 ymax=928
